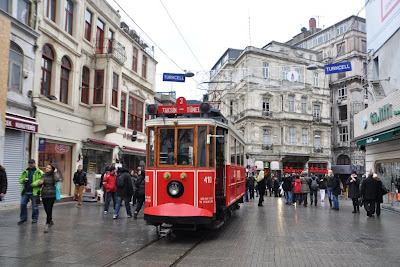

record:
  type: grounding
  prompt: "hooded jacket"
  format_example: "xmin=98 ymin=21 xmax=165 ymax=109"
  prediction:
xmin=116 ymin=167 xmax=133 ymax=199
xmin=39 ymin=172 xmax=60 ymax=199
xmin=103 ymin=172 xmax=117 ymax=192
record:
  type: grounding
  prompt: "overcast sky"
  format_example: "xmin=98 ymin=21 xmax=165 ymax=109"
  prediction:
xmin=107 ymin=0 xmax=366 ymax=100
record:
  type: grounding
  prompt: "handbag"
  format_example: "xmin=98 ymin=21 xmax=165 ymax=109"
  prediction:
xmin=381 ymin=184 xmax=389 ymax=195
xmin=55 ymin=182 xmax=61 ymax=202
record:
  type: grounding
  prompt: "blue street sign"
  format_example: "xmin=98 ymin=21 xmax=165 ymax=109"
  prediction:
xmin=38 ymin=138 xmax=46 ymax=151
xmin=324 ymin=62 xmax=352 ymax=75
xmin=163 ymin=73 xmax=186 ymax=82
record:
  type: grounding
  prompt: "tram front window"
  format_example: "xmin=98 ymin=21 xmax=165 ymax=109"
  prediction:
xmin=177 ymin=129 xmax=194 ymax=165
xmin=160 ymin=129 xmax=175 ymax=165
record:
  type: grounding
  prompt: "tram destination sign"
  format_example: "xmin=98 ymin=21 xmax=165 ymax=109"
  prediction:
xmin=157 ymin=97 xmax=200 ymax=114
xmin=163 ymin=73 xmax=186 ymax=82
xmin=324 ymin=61 xmax=352 ymax=75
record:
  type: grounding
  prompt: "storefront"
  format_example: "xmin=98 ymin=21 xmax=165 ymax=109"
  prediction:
xmin=2 ymin=113 xmax=37 ymax=203
xmin=354 ymin=90 xmax=400 ymax=211
xmin=120 ymin=146 xmax=145 ymax=171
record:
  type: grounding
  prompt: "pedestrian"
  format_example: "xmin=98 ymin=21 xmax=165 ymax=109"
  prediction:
xmin=254 ymin=173 xmax=259 ymax=197
xmin=326 ymin=170 xmax=334 ymax=207
xmin=248 ymin=175 xmax=255 ymax=200
xmin=266 ymin=176 xmax=273 ymax=197
xmin=309 ymin=173 xmax=319 ymax=206
xmin=73 ymin=165 xmax=87 ymax=208
xmin=134 ymin=170 xmax=146 ymax=219
xmin=18 ymin=159 xmax=43 ymax=225
xmin=282 ymin=173 xmax=293 ymax=204
xmin=273 ymin=176 xmax=280 ymax=197
xmin=39 ymin=164 xmax=60 ymax=233
xmin=361 ymin=173 xmax=378 ymax=217
xmin=113 ymin=165 xmax=133 ymax=219
xmin=346 ymin=171 xmax=360 ymax=213
xmin=103 ymin=166 xmax=117 ymax=214
xmin=257 ymin=171 xmax=266 ymax=207
xmin=300 ymin=172 xmax=310 ymax=207
xmin=130 ymin=170 xmax=138 ymax=206
xmin=245 ymin=175 xmax=250 ymax=201
xmin=0 ymin=165 xmax=7 ymax=201
xmin=332 ymin=173 xmax=341 ymax=211
xmin=374 ymin=174 xmax=383 ymax=217
xmin=292 ymin=175 xmax=302 ymax=205
xmin=319 ymin=175 xmax=327 ymax=202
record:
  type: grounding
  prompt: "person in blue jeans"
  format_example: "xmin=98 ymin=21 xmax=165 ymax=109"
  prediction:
xmin=326 ymin=170 xmax=334 ymax=208
xmin=18 ymin=159 xmax=43 ymax=225
xmin=113 ymin=166 xmax=133 ymax=219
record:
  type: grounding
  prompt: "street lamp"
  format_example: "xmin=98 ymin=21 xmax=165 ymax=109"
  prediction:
xmin=306 ymin=64 xmax=318 ymax=70
xmin=184 ymin=70 xmax=195 ymax=77
xmin=28 ymin=90 xmax=58 ymax=101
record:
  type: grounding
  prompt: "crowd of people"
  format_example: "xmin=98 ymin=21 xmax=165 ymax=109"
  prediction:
xmin=246 ymin=169 xmax=388 ymax=217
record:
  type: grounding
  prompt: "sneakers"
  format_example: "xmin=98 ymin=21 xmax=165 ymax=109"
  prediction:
xmin=44 ymin=224 xmax=49 ymax=233
xmin=113 ymin=215 xmax=118 ymax=219
xmin=104 ymin=211 xmax=108 ymax=215
xmin=32 ymin=220 xmax=37 ymax=224
xmin=76 ymin=205 xmax=81 ymax=208
xmin=17 ymin=220 xmax=27 ymax=225
xmin=134 ymin=211 xmax=138 ymax=219
xmin=49 ymin=221 xmax=54 ymax=226
xmin=127 ymin=215 xmax=132 ymax=218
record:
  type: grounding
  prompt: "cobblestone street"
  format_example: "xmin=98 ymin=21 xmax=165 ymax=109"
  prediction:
xmin=1 ymin=196 xmax=399 ymax=266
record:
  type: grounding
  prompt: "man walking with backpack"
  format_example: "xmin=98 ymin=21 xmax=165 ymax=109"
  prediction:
xmin=113 ymin=166 xmax=133 ymax=219
xmin=309 ymin=173 xmax=319 ymax=206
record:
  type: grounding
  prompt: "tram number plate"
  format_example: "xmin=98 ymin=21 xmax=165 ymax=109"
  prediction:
xmin=204 ymin=176 xmax=212 ymax=184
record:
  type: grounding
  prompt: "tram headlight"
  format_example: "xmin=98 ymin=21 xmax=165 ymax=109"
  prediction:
xmin=167 ymin=180 xmax=184 ymax=198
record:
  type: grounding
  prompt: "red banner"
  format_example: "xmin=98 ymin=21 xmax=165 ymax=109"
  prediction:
xmin=157 ymin=97 xmax=200 ymax=114
xmin=5 ymin=114 xmax=38 ymax=133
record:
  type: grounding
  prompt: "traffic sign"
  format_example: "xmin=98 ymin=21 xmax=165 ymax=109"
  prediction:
xmin=324 ymin=62 xmax=352 ymax=74
xmin=163 ymin=73 xmax=186 ymax=82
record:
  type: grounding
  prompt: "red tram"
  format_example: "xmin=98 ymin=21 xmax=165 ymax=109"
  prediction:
xmin=144 ymin=97 xmax=246 ymax=229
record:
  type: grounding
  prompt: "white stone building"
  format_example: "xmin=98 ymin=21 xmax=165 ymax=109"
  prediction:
xmin=209 ymin=42 xmax=331 ymax=177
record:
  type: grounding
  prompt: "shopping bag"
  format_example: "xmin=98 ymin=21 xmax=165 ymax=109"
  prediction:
xmin=55 ymin=182 xmax=61 ymax=202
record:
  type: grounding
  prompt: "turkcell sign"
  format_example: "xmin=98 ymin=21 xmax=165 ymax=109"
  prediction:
xmin=163 ymin=73 xmax=186 ymax=82
xmin=324 ymin=62 xmax=352 ymax=75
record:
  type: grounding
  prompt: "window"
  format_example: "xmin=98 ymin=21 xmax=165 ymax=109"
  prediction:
xmin=81 ymin=67 xmax=89 ymax=104
xmin=177 ymin=129 xmax=194 ymax=165
xmin=17 ymin=0 xmax=30 ymax=25
xmin=294 ymin=68 xmax=302 ymax=82
xmin=361 ymin=40 xmax=367 ymax=52
xmin=147 ymin=128 xmax=155 ymax=167
xmin=46 ymin=0 xmax=56 ymax=22
xmin=262 ymin=98 xmax=270 ymax=112
xmin=40 ymin=44 xmax=54 ymax=96
xmin=301 ymin=97 xmax=307 ymax=113
xmin=317 ymin=51 xmax=323 ymax=61
xmin=230 ymin=100 xmax=233 ymax=115
xmin=373 ymin=57 xmax=379 ymax=80
xmin=60 ymin=56 xmax=71 ymax=104
xmin=132 ymin=47 xmax=138 ymax=72
xmin=109 ymin=73 xmax=118 ymax=107
xmin=314 ymin=133 xmax=321 ymax=148
xmin=120 ymin=93 xmax=127 ymax=127
xmin=289 ymin=127 xmax=295 ymax=145
xmin=198 ymin=126 xmax=207 ymax=167
xmin=281 ymin=127 xmax=284 ymax=145
xmin=142 ymin=55 xmax=147 ymax=78
xmin=84 ymin=10 xmax=92 ymax=41
xmin=339 ymin=126 xmax=348 ymax=142
xmin=0 ymin=1 xmax=9 ymax=12
xmin=8 ymin=42 xmax=23 ymax=92
xmin=288 ymin=95 xmax=295 ymax=112
xmin=313 ymin=72 xmax=319 ymax=87
xmin=263 ymin=129 xmax=271 ymax=145
xmin=337 ymin=42 xmax=345 ymax=56
xmin=209 ymin=127 xmax=215 ymax=167
xmin=338 ymin=86 xmax=347 ymax=100
xmin=282 ymin=66 xmax=289 ymax=80
xmin=64 ymin=0 xmax=73 ymax=35
xmin=263 ymin=62 xmax=269 ymax=78
xmin=363 ymin=62 xmax=367 ymax=76
xmin=159 ymin=129 xmax=175 ymax=165
xmin=302 ymin=128 xmax=308 ymax=145
xmin=364 ymin=88 xmax=368 ymax=99
xmin=128 ymin=97 xmax=144 ymax=132
xmin=230 ymin=136 xmax=236 ymax=165
xmin=108 ymin=29 xmax=114 ymax=53
xmin=313 ymin=105 xmax=321 ymax=120
xmin=337 ymin=154 xmax=350 ymax=165
xmin=95 ymin=19 xmax=105 ymax=54
xmin=339 ymin=105 xmax=347 ymax=121
xmin=93 ymin=70 xmax=104 ymax=104
xmin=336 ymin=23 xmax=347 ymax=35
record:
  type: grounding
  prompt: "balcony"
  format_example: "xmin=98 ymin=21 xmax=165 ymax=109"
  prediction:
xmin=91 ymin=106 xmax=120 ymax=132
xmin=262 ymin=144 xmax=273 ymax=150
xmin=240 ymin=111 xmax=245 ymax=118
xmin=313 ymin=116 xmax=322 ymax=122
xmin=94 ymin=38 xmax=127 ymax=65
xmin=314 ymin=147 xmax=323 ymax=153
xmin=262 ymin=111 xmax=272 ymax=117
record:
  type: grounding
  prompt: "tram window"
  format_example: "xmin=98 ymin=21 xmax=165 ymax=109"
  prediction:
xmin=159 ymin=129 xmax=175 ymax=165
xmin=236 ymin=140 xmax=240 ymax=166
xmin=177 ymin=129 xmax=194 ymax=165
xmin=230 ymin=136 xmax=236 ymax=165
xmin=209 ymin=126 xmax=215 ymax=167
xmin=198 ymin=126 xmax=207 ymax=167
xmin=240 ymin=144 xmax=244 ymax=167
xmin=148 ymin=128 xmax=155 ymax=167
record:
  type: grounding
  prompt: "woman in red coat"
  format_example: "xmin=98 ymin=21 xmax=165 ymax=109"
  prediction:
xmin=103 ymin=167 xmax=117 ymax=214
xmin=292 ymin=175 xmax=302 ymax=205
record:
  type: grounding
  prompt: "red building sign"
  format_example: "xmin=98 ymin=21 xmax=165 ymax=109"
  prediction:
xmin=5 ymin=113 xmax=38 ymax=133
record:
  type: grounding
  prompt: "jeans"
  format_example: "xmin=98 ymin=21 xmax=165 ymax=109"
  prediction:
xmin=295 ymin=194 xmax=302 ymax=205
xmin=74 ymin=185 xmax=85 ymax=206
xmin=327 ymin=187 xmax=333 ymax=201
xmin=249 ymin=188 xmax=254 ymax=199
xmin=310 ymin=190 xmax=318 ymax=204
xmin=42 ymin=197 xmax=55 ymax=224
xmin=135 ymin=198 xmax=144 ymax=213
xmin=285 ymin=191 xmax=293 ymax=204
xmin=20 ymin=193 xmax=39 ymax=221
xmin=320 ymin=189 xmax=326 ymax=201
xmin=104 ymin=192 xmax=116 ymax=212
xmin=332 ymin=194 xmax=339 ymax=209
xmin=245 ymin=187 xmax=249 ymax=201
xmin=114 ymin=196 xmax=132 ymax=216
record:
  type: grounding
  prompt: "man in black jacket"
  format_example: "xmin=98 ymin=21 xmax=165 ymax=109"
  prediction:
xmin=113 ymin=166 xmax=133 ymax=219
xmin=134 ymin=170 xmax=146 ymax=219
xmin=0 ymin=165 xmax=7 ymax=201
xmin=73 ymin=165 xmax=87 ymax=208
xmin=361 ymin=173 xmax=378 ymax=217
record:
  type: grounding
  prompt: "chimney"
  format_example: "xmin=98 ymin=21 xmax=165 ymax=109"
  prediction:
xmin=309 ymin=18 xmax=316 ymax=30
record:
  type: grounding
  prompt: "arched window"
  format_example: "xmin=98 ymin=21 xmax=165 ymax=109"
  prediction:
xmin=337 ymin=154 xmax=350 ymax=165
xmin=8 ymin=42 xmax=23 ymax=92
xmin=60 ymin=56 xmax=71 ymax=104
xmin=81 ymin=66 xmax=90 ymax=104
xmin=41 ymin=44 xmax=54 ymax=96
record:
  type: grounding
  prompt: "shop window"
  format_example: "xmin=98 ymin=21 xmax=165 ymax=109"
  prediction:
xmin=376 ymin=160 xmax=400 ymax=205
xmin=46 ymin=0 xmax=56 ymax=22
xmin=84 ymin=9 xmax=92 ymax=41
xmin=81 ymin=66 xmax=90 ymax=104
xmin=64 ymin=0 xmax=73 ymax=35
xmin=122 ymin=154 xmax=145 ymax=171
xmin=198 ymin=126 xmax=207 ymax=167
xmin=142 ymin=55 xmax=147 ymax=78
xmin=83 ymin=149 xmax=111 ymax=175
xmin=8 ymin=42 xmax=23 ymax=92
xmin=159 ymin=129 xmax=175 ymax=165
xmin=120 ymin=92 xmax=127 ymax=127
xmin=177 ymin=129 xmax=194 ymax=165
xmin=93 ymin=70 xmax=104 ymax=104
xmin=41 ymin=44 xmax=54 ymax=96
xmin=132 ymin=47 xmax=138 ymax=72
xmin=60 ymin=56 xmax=71 ymax=104
xmin=95 ymin=19 xmax=105 ymax=54
xmin=112 ymin=73 xmax=118 ymax=107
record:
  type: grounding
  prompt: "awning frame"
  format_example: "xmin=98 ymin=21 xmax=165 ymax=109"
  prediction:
xmin=356 ymin=127 xmax=400 ymax=146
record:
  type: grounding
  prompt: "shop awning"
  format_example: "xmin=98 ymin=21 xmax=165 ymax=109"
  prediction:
xmin=122 ymin=146 xmax=146 ymax=152
xmin=357 ymin=127 xmax=400 ymax=146
xmin=5 ymin=113 xmax=38 ymax=133
xmin=86 ymin=138 xmax=119 ymax=146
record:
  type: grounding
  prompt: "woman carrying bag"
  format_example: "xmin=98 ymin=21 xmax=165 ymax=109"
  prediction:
xmin=33 ymin=164 xmax=60 ymax=233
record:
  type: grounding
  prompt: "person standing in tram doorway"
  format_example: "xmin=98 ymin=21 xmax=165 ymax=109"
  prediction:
xmin=0 ymin=165 xmax=7 ymax=201
xmin=257 ymin=171 xmax=266 ymax=207
xmin=73 ymin=165 xmax=87 ymax=208
xmin=18 ymin=159 xmax=43 ymax=225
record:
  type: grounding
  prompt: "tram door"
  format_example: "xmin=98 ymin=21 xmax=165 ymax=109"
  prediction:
xmin=215 ymin=127 xmax=226 ymax=203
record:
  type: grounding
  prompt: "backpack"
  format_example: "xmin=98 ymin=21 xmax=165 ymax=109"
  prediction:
xmin=116 ymin=173 xmax=126 ymax=188
xmin=311 ymin=177 xmax=318 ymax=190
